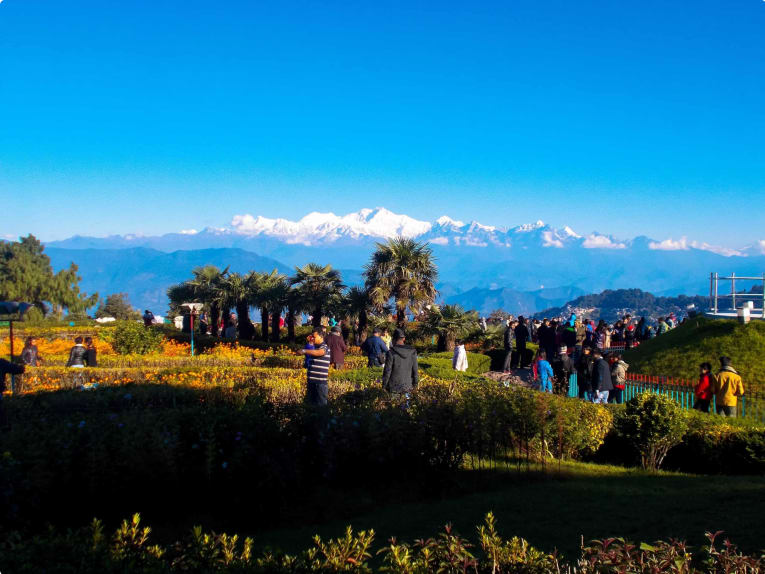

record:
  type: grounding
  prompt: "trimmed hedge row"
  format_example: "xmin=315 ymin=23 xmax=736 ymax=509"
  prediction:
xmin=0 ymin=379 xmax=611 ymax=530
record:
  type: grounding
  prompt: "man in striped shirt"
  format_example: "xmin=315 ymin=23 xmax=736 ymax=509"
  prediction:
xmin=300 ymin=329 xmax=331 ymax=405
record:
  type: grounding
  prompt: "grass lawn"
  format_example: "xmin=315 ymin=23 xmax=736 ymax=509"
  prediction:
xmin=624 ymin=317 xmax=765 ymax=391
xmin=248 ymin=459 xmax=765 ymax=559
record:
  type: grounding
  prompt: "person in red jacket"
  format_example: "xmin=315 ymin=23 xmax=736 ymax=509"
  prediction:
xmin=326 ymin=326 xmax=347 ymax=369
xmin=694 ymin=362 xmax=714 ymax=413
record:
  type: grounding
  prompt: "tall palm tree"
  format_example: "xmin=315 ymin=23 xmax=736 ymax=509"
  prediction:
xmin=345 ymin=286 xmax=372 ymax=344
xmin=257 ymin=270 xmax=289 ymax=343
xmin=186 ymin=265 xmax=228 ymax=335
xmin=166 ymin=282 xmax=196 ymax=317
xmin=289 ymin=263 xmax=345 ymax=328
xmin=221 ymin=272 xmax=256 ymax=340
xmin=422 ymin=304 xmax=479 ymax=351
xmin=285 ymin=286 xmax=304 ymax=342
xmin=248 ymin=269 xmax=285 ymax=341
xmin=364 ymin=237 xmax=438 ymax=327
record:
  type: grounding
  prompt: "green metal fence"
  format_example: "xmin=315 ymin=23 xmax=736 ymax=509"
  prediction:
xmin=566 ymin=371 xmax=765 ymax=422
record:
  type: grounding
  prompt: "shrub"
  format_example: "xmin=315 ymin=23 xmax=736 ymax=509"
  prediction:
xmin=664 ymin=410 xmax=765 ymax=475
xmin=109 ymin=321 xmax=164 ymax=355
xmin=1 ymin=513 xmax=762 ymax=573
xmin=615 ymin=392 xmax=688 ymax=470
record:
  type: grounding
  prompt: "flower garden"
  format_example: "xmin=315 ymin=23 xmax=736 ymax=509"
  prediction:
xmin=1 ymin=324 xmax=765 ymax=572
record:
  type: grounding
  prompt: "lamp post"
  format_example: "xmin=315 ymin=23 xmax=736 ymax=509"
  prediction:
xmin=0 ymin=302 xmax=32 ymax=393
xmin=181 ymin=303 xmax=204 ymax=356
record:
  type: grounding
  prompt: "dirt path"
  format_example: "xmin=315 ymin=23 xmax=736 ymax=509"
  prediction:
xmin=483 ymin=368 xmax=537 ymax=390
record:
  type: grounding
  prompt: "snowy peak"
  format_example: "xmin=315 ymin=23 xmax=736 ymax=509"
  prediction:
xmin=435 ymin=215 xmax=465 ymax=228
xmin=512 ymin=220 xmax=546 ymax=233
xmin=231 ymin=207 xmax=432 ymax=244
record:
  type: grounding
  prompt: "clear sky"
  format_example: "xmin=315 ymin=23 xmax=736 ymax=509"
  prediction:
xmin=1 ymin=0 xmax=764 ymax=246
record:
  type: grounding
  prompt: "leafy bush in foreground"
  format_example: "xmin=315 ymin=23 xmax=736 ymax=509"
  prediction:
xmin=615 ymin=393 xmax=688 ymax=470
xmin=108 ymin=321 xmax=164 ymax=355
xmin=1 ymin=513 xmax=762 ymax=573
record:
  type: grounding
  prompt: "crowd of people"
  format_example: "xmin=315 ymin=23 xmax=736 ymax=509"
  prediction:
xmin=494 ymin=312 xmax=746 ymax=415
xmin=498 ymin=312 xmax=684 ymax=374
xmin=2 ymin=307 xmax=746 ymax=418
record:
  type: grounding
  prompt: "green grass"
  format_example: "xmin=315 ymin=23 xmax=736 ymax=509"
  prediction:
xmin=215 ymin=459 xmax=765 ymax=558
xmin=624 ymin=317 xmax=765 ymax=391
xmin=419 ymin=351 xmax=492 ymax=377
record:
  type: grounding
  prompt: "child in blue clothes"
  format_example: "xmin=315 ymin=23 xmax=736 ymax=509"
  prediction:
xmin=304 ymin=335 xmax=315 ymax=370
xmin=537 ymin=350 xmax=554 ymax=393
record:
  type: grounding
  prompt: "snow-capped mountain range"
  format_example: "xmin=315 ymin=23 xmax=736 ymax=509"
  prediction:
xmin=44 ymin=207 xmax=765 ymax=314
xmin=56 ymin=207 xmax=763 ymax=257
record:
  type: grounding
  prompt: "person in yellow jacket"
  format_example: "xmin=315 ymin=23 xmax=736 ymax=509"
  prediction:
xmin=713 ymin=356 xmax=745 ymax=417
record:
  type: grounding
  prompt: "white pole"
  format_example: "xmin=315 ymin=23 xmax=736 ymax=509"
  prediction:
xmin=731 ymin=272 xmax=736 ymax=311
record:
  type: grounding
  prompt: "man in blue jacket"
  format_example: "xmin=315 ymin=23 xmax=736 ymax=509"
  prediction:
xmin=361 ymin=328 xmax=389 ymax=367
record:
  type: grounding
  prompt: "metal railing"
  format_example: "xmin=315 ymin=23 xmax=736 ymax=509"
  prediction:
xmin=709 ymin=272 xmax=765 ymax=317
xmin=564 ymin=372 xmax=764 ymax=421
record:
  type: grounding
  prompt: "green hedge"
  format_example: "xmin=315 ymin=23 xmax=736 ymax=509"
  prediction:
xmin=663 ymin=410 xmax=765 ymax=474
xmin=0 ymin=380 xmax=613 ymax=530
xmin=596 ymin=404 xmax=765 ymax=475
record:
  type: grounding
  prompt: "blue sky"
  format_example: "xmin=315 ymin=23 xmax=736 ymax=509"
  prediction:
xmin=1 ymin=0 xmax=764 ymax=245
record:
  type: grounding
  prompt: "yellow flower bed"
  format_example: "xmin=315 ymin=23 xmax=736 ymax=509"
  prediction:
xmin=9 ymin=364 xmax=377 ymax=404
xmin=0 ymin=337 xmax=115 ymax=356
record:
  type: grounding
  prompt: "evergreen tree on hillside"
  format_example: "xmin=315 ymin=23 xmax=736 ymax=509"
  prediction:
xmin=0 ymin=235 xmax=98 ymax=317
xmin=95 ymin=293 xmax=141 ymax=320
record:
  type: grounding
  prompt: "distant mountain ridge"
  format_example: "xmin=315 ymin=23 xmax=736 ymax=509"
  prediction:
xmin=42 ymin=207 xmax=765 ymax=314
xmin=534 ymin=289 xmax=710 ymax=323
xmin=445 ymin=286 xmax=586 ymax=317
xmin=48 ymin=207 xmax=765 ymax=257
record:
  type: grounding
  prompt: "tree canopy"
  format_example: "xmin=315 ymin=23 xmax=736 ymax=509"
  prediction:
xmin=0 ymin=235 xmax=97 ymax=317
xmin=365 ymin=237 xmax=438 ymax=326
xmin=95 ymin=293 xmax=140 ymax=320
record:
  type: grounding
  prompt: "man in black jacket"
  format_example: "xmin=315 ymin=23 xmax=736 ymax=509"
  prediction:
xmin=382 ymin=329 xmax=419 ymax=396
xmin=537 ymin=318 xmax=557 ymax=363
xmin=590 ymin=349 xmax=613 ymax=404
xmin=513 ymin=317 xmax=530 ymax=369
xmin=502 ymin=320 xmax=515 ymax=372
xmin=66 ymin=337 xmax=88 ymax=367
xmin=552 ymin=345 xmax=574 ymax=396
xmin=575 ymin=345 xmax=594 ymax=400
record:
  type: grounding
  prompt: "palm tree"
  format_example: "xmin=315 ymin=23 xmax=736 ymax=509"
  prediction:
xmin=174 ymin=265 xmax=228 ymax=335
xmin=258 ymin=271 xmax=289 ymax=343
xmin=364 ymin=237 xmax=438 ymax=327
xmin=285 ymin=286 xmax=304 ymax=342
xmin=166 ymin=282 xmax=196 ymax=313
xmin=422 ymin=304 xmax=479 ymax=351
xmin=289 ymin=263 xmax=345 ymax=328
xmin=221 ymin=272 xmax=257 ymax=340
xmin=344 ymin=286 xmax=372 ymax=344
xmin=246 ymin=269 xmax=284 ymax=341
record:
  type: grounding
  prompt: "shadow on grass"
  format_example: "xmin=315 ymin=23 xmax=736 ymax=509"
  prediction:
xmin=241 ymin=457 xmax=765 ymax=559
